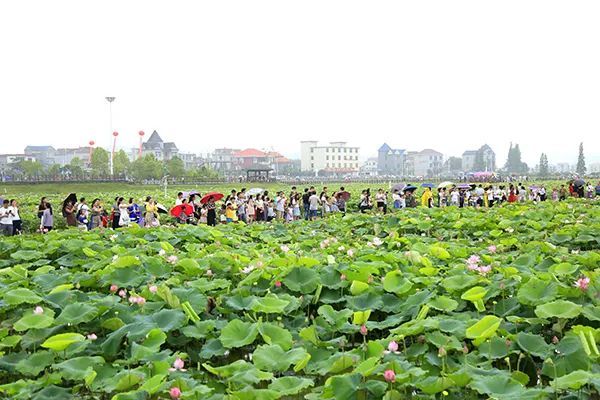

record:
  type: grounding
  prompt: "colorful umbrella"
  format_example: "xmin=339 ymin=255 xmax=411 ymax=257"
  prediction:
xmin=403 ymin=185 xmax=417 ymax=192
xmin=438 ymin=181 xmax=454 ymax=188
xmin=156 ymin=203 xmax=169 ymax=214
xmin=421 ymin=183 xmax=434 ymax=188
xmin=200 ymin=192 xmax=224 ymax=204
xmin=170 ymin=204 xmax=194 ymax=218
xmin=457 ymin=184 xmax=472 ymax=189
xmin=573 ymin=179 xmax=585 ymax=187
xmin=247 ymin=188 xmax=264 ymax=196
xmin=392 ymin=183 xmax=406 ymax=192
xmin=337 ymin=191 xmax=351 ymax=201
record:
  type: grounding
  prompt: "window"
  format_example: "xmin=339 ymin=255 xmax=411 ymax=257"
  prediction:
xmin=310 ymin=148 xmax=314 ymax=153
xmin=326 ymin=155 xmax=329 ymax=160
xmin=311 ymin=156 xmax=314 ymax=160
xmin=338 ymin=163 xmax=341 ymax=168
xmin=344 ymin=148 xmax=347 ymax=153
xmin=326 ymin=163 xmax=329 ymax=167
xmin=326 ymin=148 xmax=329 ymax=153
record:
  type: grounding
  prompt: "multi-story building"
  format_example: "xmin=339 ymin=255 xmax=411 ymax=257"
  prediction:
xmin=0 ymin=154 xmax=37 ymax=179
xmin=207 ymin=148 xmax=239 ymax=173
xmin=377 ymin=143 xmax=405 ymax=175
xmin=300 ymin=141 xmax=360 ymax=174
xmin=405 ymin=149 xmax=443 ymax=177
xmin=360 ymin=158 xmax=378 ymax=176
xmin=462 ymin=144 xmax=496 ymax=172
xmin=52 ymin=147 xmax=92 ymax=166
xmin=24 ymin=146 xmax=56 ymax=166
xmin=141 ymin=131 xmax=179 ymax=161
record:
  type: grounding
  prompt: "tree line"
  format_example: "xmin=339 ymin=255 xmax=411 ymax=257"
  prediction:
xmin=7 ymin=148 xmax=220 ymax=181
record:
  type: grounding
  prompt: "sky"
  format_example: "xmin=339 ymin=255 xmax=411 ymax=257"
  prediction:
xmin=1 ymin=1 xmax=599 ymax=167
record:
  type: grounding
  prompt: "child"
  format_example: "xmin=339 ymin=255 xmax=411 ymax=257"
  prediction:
xmin=285 ymin=204 xmax=294 ymax=223
xmin=77 ymin=209 xmax=89 ymax=230
xmin=267 ymin=201 xmax=275 ymax=222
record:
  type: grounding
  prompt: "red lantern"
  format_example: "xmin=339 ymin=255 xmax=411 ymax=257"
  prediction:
xmin=89 ymin=140 xmax=95 ymax=146
xmin=139 ymin=130 xmax=145 ymax=137
xmin=113 ymin=131 xmax=119 ymax=137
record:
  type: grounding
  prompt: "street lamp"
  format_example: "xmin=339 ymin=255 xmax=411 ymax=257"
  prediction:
xmin=105 ymin=97 xmax=116 ymax=175
xmin=138 ymin=131 xmax=145 ymax=159
xmin=111 ymin=131 xmax=119 ymax=177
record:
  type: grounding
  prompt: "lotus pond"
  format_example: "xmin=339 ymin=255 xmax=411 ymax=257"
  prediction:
xmin=0 ymin=198 xmax=599 ymax=399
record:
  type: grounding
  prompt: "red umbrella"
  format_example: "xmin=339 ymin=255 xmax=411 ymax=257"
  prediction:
xmin=200 ymin=192 xmax=224 ymax=204
xmin=337 ymin=191 xmax=351 ymax=201
xmin=170 ymin=204 xmax=194 ymax=218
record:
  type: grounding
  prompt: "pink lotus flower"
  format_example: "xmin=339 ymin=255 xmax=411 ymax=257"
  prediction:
xmin=574 ymin=276 xmax=590 ymax=291
xmin=438 ymin=346 xmax=447 ymax=357
xmin=241 ymin=265 xmax=255 ymax=274
xmin=372 ymin=237 xmax=383 ymax=246
xmin=488 ymin=245 xmax=497 ymax=253
xmin=137 ymin=296 xmax=146 ymax=305
xmin=467 ymin=255 xmax=481 ymax=265
xmin=158 ymin=249 xmax=166 ymax=256
xmin=552 ymin=336 xmax=559 ymax=344
xmin=466 ymin=263 xmax=479 ymax=271
xmin=274 ymin=281 xmax=282 ymax=288
xmin=87 ymin=333 xmax=98 ymax=341
xmin=33 ymin=306 xmax=44 ymax=315
xmin=340 ymin=273 xmax=347 ymax=281
xmin=347 ymin=249 xmax=354 ymax=257
xmin=206 ymin=269 xmax=213 ymax=277
xmin=118 ymin=289 xmax=126 ymax=298
xmin=477 ymin=265 xmax=492 ymax=276
xmin=149 ymin=285 xmax=158 ymax=294
xmin=280 ymin=245 xmax=290 ymax=252
xmin=170 ymin=387 xmax=182 ymax=399
xmin=360 ymin=325 xmax=368 ymax=336
xmin=338 ymin=246 xmax=345 ymax=252
xmin=167 ymin=255 xmax=178 ymax=264
xmin=388 ymin=341 xmax=399 ymax=352
xmin=169 ymin=357 xmax=187 ymax=372
xmin=110 ymin=284 xmax=119 ymax=293
xmin=383 ymin=369 xmax=396 ymax=382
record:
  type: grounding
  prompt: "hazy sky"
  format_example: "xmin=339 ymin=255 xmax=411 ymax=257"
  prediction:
xmin=1 ymin=1 xmax=599 ymax=166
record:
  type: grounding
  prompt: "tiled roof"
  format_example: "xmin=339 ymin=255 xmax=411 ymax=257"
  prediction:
xmin=234 ymin=148 xmax=267 ymax=158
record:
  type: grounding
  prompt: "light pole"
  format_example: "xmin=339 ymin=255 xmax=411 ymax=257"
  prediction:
xmin=105 ymin=97 xmax=116 ymax=175
xmin=111 ymin=131 xmax=119 ymax=177
xmin=138 ymin=131 xmax=145 ymax=159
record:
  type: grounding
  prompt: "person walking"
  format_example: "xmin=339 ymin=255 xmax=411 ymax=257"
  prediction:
xmin=0 ymin=200 xmax=13 ymax=236
xmin=64 ymin=201 xmax=77 ymax=227
xmin=9 ymin=199 xmax=21 ymax=235
xmin=40 ymin=202 xmax=54 ymax=233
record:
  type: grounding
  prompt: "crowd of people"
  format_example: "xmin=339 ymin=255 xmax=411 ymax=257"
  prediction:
xmin=0 ymin=180 xmax=598 ymax=236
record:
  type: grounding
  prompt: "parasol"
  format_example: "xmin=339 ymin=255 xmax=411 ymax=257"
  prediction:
xmin=247 ymin=188 xmax=264 ymax=196
xmin=421 ymin=183 xmax=434 ymax=188
xmin=200 ymin=192 xmax=224 ymax=204
xmin=438 ymin=181 xmax=454 ymax=188
xmin=403 ymin=185 xmax=417 ymax=192
xmin=156 ymin=203 xmax=169 ymax=214
xmin=392 ymin=183 xmax=406 ymax=192
xmin=170 ymin=204 xmax=194 ymax=218
xmin=337 ymin=191 xmax=351 ymax=201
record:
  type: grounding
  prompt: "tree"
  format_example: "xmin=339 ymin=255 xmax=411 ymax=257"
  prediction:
xmin=444 ymin=157 xmax=462 ymax=172
xmin=576 ymin=142 xmax=586 ymax=176
xmin=538 ymin=153 xmax=549 ymax=177
xmin=130 ymin=154 xmax=164 ymax=181
xmin=16 ymin=160 xmax=43 ymax=178
xmin=65 ymin=157 xmax=84 ymax=178
xmin=504 ymin=143 xmax=527 ymax=174
xmin=473 ymin=151 xmax=485 ymax=171
xmin=166 ymin=156 xmax=185 ymax=177
xmin=113 ymin=150 xmax=131 ymax=177
xmin=91 ymin=148 xmax=110 ymax=177
xmin=45 ymin=164 xmax=61 ymax=178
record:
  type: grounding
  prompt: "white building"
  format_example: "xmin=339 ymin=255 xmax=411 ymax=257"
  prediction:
xmin=300 ymin=141 xmax=360 ymax=174
xmin=360 ymin=158 xmax=378 ymax=176
xmin=405 ymin=149 xmax=443 ymax=177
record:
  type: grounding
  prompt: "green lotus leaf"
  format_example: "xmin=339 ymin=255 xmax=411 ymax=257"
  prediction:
xmin=258 ymin=322 xmax=293 ymax=350
xmin=283 ymin=267 xmax=320 ymax=294
xmin=54 ymin=356 xmax=104 ymax=381
xmin=220 ymin=319 xmax=259 ymax=348
xmin=14 ymin=309 xmax=55 ymax=331
xmin=466 ymin=316 xmax=502 ymax=346
xmin=535 ymin=300 xmax=582 ymax=319
xmin=3 ymin=288 xmax=43 ymax=305
xmin=250 ymin=294 xmax=290 ymax=314
xmin=551 ymin=370 xmax=594 ymax=390
xmin=350 ymin=280 xmax=370 ymax=295
xmin=55 ymin=303 xmax=99 ymax=325
xmin=268 ymin=376 xmax=314 ymax=396
xmin=383 ymin=271 xmax=413 ymax=295
xmin=461 ymin=286 xmax=487 ymax=301
xmin=517 ymin=278 xmax=557 ymax=306
xmin=41 ymin=333 xmax=86 ymax=351
xmin=516 ymin=332 xmax=552 ymax=358
xmin=252 ymin=344 xmax=308 ymax=371
xmin=428 ymin=296 xmax=459 ymax=312
xmin=15 ymin=350 xmax=55 ymax=376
